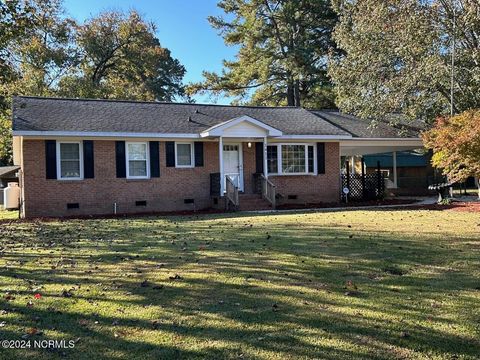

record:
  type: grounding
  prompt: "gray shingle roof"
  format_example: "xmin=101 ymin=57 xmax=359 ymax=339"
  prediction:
xmin=311 ymin=110 xmax=425 ymax=138
xmin=12 ymin=96 xmax=350 ymax=136
xmin=0 ymin=166 xmax=20 ymax=178
xmin=12 ymin=96 xmax=424 ymax=138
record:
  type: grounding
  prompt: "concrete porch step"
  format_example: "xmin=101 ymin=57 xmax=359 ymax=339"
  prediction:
xmin=238 ymin=194 xmax=272 ymax=211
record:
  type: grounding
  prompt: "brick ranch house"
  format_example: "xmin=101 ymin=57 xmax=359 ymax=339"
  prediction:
xmin=11 ymin=96 xmax=424 ymax=218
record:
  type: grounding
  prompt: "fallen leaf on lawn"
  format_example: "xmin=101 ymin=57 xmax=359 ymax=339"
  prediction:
xmin=26 ymin=327 xmax=38 ymax=335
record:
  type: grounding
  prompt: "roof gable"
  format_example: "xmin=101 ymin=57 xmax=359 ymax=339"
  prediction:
xmin=200 ymin=115 xmax=282 ymax=137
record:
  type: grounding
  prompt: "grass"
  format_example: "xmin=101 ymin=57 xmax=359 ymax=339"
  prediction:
xmin=0 ymin=208 xmax=479 ymax=359
xmin=0 ymin=208 xmax=19 ymax=220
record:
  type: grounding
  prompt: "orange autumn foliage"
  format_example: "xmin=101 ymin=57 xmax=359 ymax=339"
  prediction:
xmin=422 ymin=110 xmax=480 ymax=183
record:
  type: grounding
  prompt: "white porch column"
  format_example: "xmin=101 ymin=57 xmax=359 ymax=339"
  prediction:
xmin=263 ymin=136 xmax=268 ymax=178
xmin=219 ymin=136 xmax=224 ymax=195
xmin=392 ymin=151 xmax=398 ymax=188
xmin=350 ymin=156 xmax=355 ymax=174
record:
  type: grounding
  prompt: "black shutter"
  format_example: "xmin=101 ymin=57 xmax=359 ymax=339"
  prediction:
xmin=115 ymin=141 xmax=126 ymax=178
xmin=149 ymin=141 xmax=160 ymax=177
xmin=45 ymin=140 xmax=57 ymax=179
xmin=255 ymin=142 xmax=264 ymax=173
xmin=194 ymin=142 xmax=204 ymax=167
xmin=166 ymin=141 xmax=175 ymax=167
xmin=317 ymin=142 xmax=325 ymax=174
xmin=83 ymin=140 xmax=94 ymax=179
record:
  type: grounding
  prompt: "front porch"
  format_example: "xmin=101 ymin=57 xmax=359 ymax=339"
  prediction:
xmin=201 ymin=116 xmax=427 ymax=211
xmin=199 ymin=115 xmax=341 ymax=210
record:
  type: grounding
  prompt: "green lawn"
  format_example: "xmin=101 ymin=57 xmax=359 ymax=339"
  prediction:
xmin=0 ymin=208 xmax=19 ymax=220
xmin=0 ymin=209 xmax=479 ymax=359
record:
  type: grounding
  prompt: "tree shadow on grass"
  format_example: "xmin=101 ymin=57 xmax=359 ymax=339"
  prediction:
xmin=0 ymin=213 xmax=479 ymax=359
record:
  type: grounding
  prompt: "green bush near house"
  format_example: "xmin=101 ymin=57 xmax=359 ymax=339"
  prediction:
xmin=0 ymin=209 xmax=479 ymax=359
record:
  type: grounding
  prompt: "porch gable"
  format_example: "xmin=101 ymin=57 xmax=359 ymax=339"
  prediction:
xmin=200 ymin=115 xmax=283 ymax=138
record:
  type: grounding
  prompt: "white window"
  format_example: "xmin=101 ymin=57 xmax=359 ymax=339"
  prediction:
xmin=57 ymin=141 xmax=83 ymax=180
xmin=126 ymin=142 xmax=150 ymax=179
xmin=266 ymin=144 xmax=316 ymax=175
xmin=175 ymin=142 xmax=194 ymax=168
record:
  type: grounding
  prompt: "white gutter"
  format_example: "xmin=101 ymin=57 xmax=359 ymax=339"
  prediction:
xmin=278 ymin=135 xmax=352 ymax=140
xmin=12 ymin=131 xmax=201 ymax=138
xmin=12 ymin=131 xmax=421 ymax=143
xmin=342 ymin=137 xmax=422 ymax=141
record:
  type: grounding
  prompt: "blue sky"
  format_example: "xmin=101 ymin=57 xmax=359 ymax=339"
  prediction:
xmin=63 ymin=0 xmax=236 ymax=104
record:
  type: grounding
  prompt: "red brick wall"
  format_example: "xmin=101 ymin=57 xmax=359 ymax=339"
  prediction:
xmin=22 ymin=140 xmax=219 ymax=218
xmin=268 ymin=142 xmax=340 ymax=204
xmin=21 ymin=140 xmax=340 ymax=218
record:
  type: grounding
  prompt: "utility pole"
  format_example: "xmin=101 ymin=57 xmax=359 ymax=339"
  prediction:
xmin=450 ymin=1 xmax=456 ymax=116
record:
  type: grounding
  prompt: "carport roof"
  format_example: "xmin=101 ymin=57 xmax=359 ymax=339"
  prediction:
xmin=311 ymin=110 xmax=425 ymax=138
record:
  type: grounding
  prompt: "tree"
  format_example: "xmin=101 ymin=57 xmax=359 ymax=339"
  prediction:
xmin=0 ymin=0 xmax=35 ymax=165
xmin=1 ymin=0 xmax=74 ymax=165
xmin=59 ymin=10 xmax=186 ymax=101
xmin=188 ymin=0 xmax=338 ymax=107
xmin=422 ymin=110 xmax=480 ymax=198
xmin=8 ymin=0 xmax=77 ymax=97
xmin=329 ymin=0 xmax=480 ymax=123
xmin=0 ymin=0 xmax=34 ymax=86
xmin=0 ymin=5 xmax=187 ymax=165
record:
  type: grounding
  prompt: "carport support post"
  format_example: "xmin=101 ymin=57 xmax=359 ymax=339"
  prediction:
xmin=346 ymin=160 xmax=350 ymax=202
xmin=393 ymin=151 xmax=398 ymax=188
xmin=377 ymin=161 xmax=382 ymax=198
xmin=361 ymin=157 xmax=366 ymax=199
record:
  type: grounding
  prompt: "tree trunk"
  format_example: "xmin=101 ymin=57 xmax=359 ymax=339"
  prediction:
xmin=294 ymin=79 xmax=301 ymax=107
xmin=286 ymin=82 xmax=295 ymax=106
xmin=476 ymin=177 xmax=480 ymax=199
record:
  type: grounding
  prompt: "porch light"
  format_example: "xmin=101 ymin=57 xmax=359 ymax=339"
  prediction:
xmin=247 ymin=142 xmax=252 ymax=148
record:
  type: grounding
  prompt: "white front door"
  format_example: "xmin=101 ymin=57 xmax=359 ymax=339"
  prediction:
xmin=223 ymin=143 xmax=244 ymax=192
